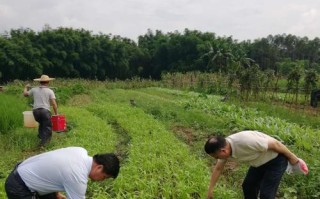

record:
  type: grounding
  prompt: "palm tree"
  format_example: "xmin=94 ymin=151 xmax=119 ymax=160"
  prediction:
xmin=201 ymin=42 xmax=234 ymax=73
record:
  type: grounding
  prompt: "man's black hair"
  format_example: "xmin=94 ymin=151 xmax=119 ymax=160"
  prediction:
xmin=204 ymin=136 xmax=227 ymax=154
xmin=93 ymin=153 xmax=120 ymax=178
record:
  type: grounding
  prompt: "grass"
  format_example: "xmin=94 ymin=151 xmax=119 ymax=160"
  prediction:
xmin=235 ymin=100 xmax=320 ymax=129
xmin=87 ymin=103 xmax=219 ymax=198
xmin=0 ymin=80 xmax=319 ymax=198
xmin=0 ymin=94 xmax=29 ymax=133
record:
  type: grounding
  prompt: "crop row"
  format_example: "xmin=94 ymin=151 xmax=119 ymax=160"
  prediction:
xmin=87 ymin=102 xmax=238 ymax=198
xmin=90 ymin=88 xmax=320 ymax=198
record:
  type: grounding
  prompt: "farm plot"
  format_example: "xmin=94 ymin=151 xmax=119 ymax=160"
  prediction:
xmin=1 ymin=86 xmax=319 ymax=198
xmin=87 ymin=102 xmax=238 ymax=198
xmin=90 ymin=87 xmax=320 ymax=198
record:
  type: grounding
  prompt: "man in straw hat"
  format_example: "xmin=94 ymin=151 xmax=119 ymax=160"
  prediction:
xmin=24 ymin=74 xmax=58 ymax=148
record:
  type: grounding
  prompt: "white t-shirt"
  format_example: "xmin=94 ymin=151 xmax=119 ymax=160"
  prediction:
xmin=28 ymin=86 xmax=56 ymax=110
xmin=18 ymin=147 xmax=93 ymax=199
xmin=224 ymin=131 xmax=278 ymax=167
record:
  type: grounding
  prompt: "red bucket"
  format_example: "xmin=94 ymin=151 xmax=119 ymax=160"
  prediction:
xmin=51 ymin=115 xmax=66 ymax=132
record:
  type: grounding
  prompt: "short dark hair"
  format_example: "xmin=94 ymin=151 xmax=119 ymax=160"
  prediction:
xmin=93 ymin=153 xmax=120 ymax=178
xmin=204 ymin=136 xmax=227 ymax=154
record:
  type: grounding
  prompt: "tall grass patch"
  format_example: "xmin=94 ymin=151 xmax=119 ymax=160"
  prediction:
xmin=0 ymin=94 xmax=28 ymax=133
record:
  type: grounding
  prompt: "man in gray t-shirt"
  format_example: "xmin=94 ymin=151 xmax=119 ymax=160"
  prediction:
xmin=204 ymin=130 xmax=306 ymax=199
xmin=24 ymin=75 xmax=58 ymax=147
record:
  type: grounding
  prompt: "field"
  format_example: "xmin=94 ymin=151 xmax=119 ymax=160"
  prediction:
xmin=0 ymin=79 xmax=319 ymax=198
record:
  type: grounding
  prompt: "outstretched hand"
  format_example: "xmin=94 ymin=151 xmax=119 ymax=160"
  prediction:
xmin=286 ymin=158 xmax=309 ymax=175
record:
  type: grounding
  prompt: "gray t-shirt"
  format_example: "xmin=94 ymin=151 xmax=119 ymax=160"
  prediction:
xmin=224 ymin=131 xmax=278 ymax=167
xmin=18 ymin=147 xmax=93 ymax=199
xmin=28 ymin=86 xmax=56 ymax=110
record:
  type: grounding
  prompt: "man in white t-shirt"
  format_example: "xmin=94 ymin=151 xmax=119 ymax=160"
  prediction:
xmin=24 ymin=74 xmax=58 ymax=147
xmin=5 ymin=147 xmax=120 ymax=199
xmin=204 ymin=130 xmax=306 ymax=199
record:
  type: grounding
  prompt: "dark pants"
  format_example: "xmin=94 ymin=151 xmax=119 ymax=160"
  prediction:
xmin=5 ymin=164 xmax=57 ymax=199
xmin=242 ymin=154 xmax=288 ymax=199
xmin=33 ymin=108 xmax=52 ymax=146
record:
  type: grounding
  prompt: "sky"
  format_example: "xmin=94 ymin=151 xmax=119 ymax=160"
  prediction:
xmin=0 ymin=0 xmax=320 ymax=42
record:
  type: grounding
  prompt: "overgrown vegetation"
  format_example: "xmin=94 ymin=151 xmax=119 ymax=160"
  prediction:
xmin=162 ymin=71 xmax=320 ymax=109
xmin=0 ymin=94 xmax=28 ymax=133
xmin=1 ymin=78 xmax=318 ymax=198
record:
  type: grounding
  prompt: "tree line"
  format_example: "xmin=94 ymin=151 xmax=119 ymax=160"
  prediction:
xmin=0 ymin=26 xmax=319 ymax=84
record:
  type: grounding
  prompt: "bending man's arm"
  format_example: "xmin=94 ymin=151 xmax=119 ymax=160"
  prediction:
xmin=207 ymin=160 xmax=226 ymax=199
xmin=268 ymin=139 xmax=299 ymax=165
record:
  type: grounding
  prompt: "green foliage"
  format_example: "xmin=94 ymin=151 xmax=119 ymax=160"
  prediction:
xmin=236 ymin=101 xmax=320 ymax=129
xmin=87 ymin=103 xmax=214 ymax=198
xmin=1 ymin=28 xmax=320 ymax=84
xmin=93 ymin=86 xmax=320 ymax=198
xmin=0 ymin=94 xmax=28 ymax=133
xmin=54 ymin=82 xmax=88 ymax=104
xmin=304 ymin=69 xmax=318 ymax=94
xmin=0 ymin=80 xmax=319 ymax=198
xmin=278 ymin=59 xmax=300 ymax=76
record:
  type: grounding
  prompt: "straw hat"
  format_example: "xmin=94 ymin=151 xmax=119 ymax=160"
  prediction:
xmin=34 ymin=75 xmax=55 ymax=82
